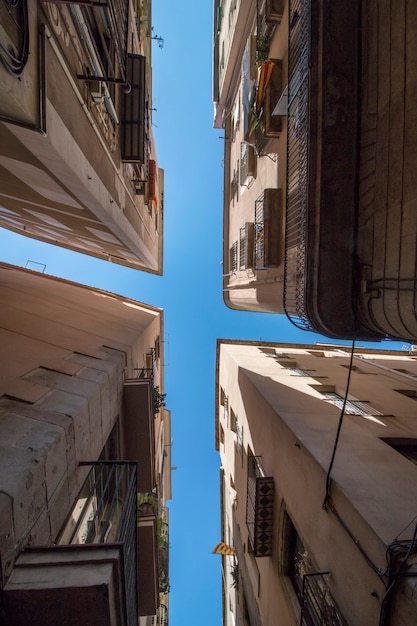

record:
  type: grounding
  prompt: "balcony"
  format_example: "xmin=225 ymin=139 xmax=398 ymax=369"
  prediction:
xmin=250 ymin=60 xmax=284 ymax=156
xmin=284 ymin=0 xmax=372 ymax=338
xmin=256 ymin=0 xmax=283 ymax=64
xmin=301 ymin=573 xmax=347 ymax=626
xmin=123 ymin=378 xmax=155 ymax=493
xmin=58 ymin=0 xmax=130 ymax=84
xmin=137 ymin=495 xmax=159 ymax=616
xmin=254 ymin=188 xmax=283 ymax=269
xmin=3 ymin=462 xmax=139 ymax=626
xmin=121 ymin=54 xmax=150 ymax=166
xmin=246 ymin=455 xmax=274 ymax=557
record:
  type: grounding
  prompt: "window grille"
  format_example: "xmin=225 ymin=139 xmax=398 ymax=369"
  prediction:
xmin=236 ymin=421 xmax=243 ymax=455
xmin=323 ymin=392 xmax=382 ymax=416
xmin=288 ymin=368 xmax=312 ymax=377
xmin=240 ymin=142 xmax=256 ymax=185
xmin=223 ymin=396 xmax=229 ymax=425
xmin=230 ymin=241 xmax=238 ymax=272
xmin=231 ymin=169 xmax=239 ymax=204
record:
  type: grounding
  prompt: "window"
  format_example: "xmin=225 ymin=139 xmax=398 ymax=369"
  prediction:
xmin=235 ymin=420 xmax=243 ymax=456
xmin=231 ymin=169 xmax=239 ymax=204
xmin=223 ymin=396 xmax=229 ymax=425
xmin=282 ymin=512 xmax=347 ymax=626
xmin=395 ymin=389 xmax=417 ymax=399
xmin=282 ymin=512 xmax=306 ymax=597
xmin=278 ymin=359 xmax=313 ymax=376
xmin=230 ymin=241 xmax=238 ymax=272
xmin=340 ymin=365 xmax=369 ymax=374
xmin=322 ymin=391 xmax=383 ymax=416
xmin=394 ymin=369 xmax=417 ymax=377
xmin=287 ymin=368 xmax=313 ymax=377
xmin=232 ymin=100 xmax=240 ymax=140
xmin=230 ymin=408 xmax=237 ymax=432
xmin=240 ymin=141 xmax=256 ymax=185
xmin=382 ymin=438 xmax=417 ymax=465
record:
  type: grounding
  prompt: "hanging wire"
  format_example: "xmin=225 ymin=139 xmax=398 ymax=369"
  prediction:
xmin=322 ymin=338 xmax=356 ymax=509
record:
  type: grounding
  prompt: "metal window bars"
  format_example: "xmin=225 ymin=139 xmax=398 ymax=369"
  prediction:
xmin=55 ymin=462 xmax=138 ymax=626
xmin=301 ymin=572 xmax=347 ymax=626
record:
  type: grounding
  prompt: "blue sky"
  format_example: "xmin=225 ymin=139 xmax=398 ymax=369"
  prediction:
xmin=0 ymin=1 xmax=408 ymax=624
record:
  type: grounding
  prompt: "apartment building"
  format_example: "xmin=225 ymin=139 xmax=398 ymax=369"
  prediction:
xmin=213 ymin=0 xmax=287 ymax=313
xmin=213 ymin=0 xmax=417 ymax=341
xmin=0 ymin=262 xmax=171 ymax=625
xmin=0 ymin=0 xmax=163 ymax=273
xmin=216 ymin=339 xmax=417 ymax=625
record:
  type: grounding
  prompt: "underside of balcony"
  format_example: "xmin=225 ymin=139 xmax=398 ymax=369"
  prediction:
xmin=285 ymin=0 xmax=417 ymax=341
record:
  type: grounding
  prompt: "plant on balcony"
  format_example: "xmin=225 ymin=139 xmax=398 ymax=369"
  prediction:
xmin=156 ymin=516 xmax=169 ymax=550
xmin=159 ymin=571 xmax=170 ymax=593
xmin=230 ymin=560 xmax=239 ymax=589
xmin=137 ymin=492 xmax=158 ymax=516
xmin=256 ymin=34 xmax=271 ymax=65
xmin=153 ymin=386 xmax=166 ymax=414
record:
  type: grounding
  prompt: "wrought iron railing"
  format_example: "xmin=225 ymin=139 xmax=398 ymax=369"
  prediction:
xmin=256 ymin=0 xmax=272 ymax=63
xmin=55 ymin=462 xmax=138 ymax=626
xmin=68 ymin=0 xmax=129 ymax=83
xmin=301 ymin=572 xmax=347 ymax=626
xmin=230 ymin=241 xmax=238 ymax=273
xmin=239 ymin=225 xmax=248 ymax=269
xmin=246 ymin=455 xmax=274 ymax=557
xmin=284 ymin=0 xmax=313 ymax=331
xmin=254 ymin=192 xmax=266 ymax=268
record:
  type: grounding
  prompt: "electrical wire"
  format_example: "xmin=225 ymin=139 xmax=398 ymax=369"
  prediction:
xmin=322 ymin=338 xmax=356 ymax=509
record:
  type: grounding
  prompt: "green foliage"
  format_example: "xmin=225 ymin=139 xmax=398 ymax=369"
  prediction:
xmin=230 ymin=560 xmax=239 ymax=589
xmin=153 ymin=386 xmax=166 ymax=414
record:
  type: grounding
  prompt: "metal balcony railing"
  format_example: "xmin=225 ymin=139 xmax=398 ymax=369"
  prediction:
xmin=255 ymin=192 xmax=266 ymax=268
xmin=284 ymin=0 xmax=313 ymax=331
xmin=246 ymin=455 xmax=274 ymax=557
xmin=301 ymin=573 xmax=347 ymax=626
xmin=68 ymin=0 xmax=129 ymax=83
xmin=55 ymin=461 xmax=138 ymax=626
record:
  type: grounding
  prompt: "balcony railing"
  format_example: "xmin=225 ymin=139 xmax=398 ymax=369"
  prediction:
xmin=56 ymin=461 xmax=138 ymax=625
xmin=246 ymin=455 xmax=274 ymax=557
xmin=254 ymin=188 xmax=282 ymax=269
xmin=301 ymin=573 xmax=347 ymax=626
xmin=61 ymin=0 xmax=130 ymax=84
xmin=239 ymin=222 xmax=255 ymax=270
xmin=256 ymin=0 xmax=283 ymax=64
xmin=283 ymin=0 xmax=313 ymax=331
xmin=121 ymin=54 xmax=149 ymax=165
